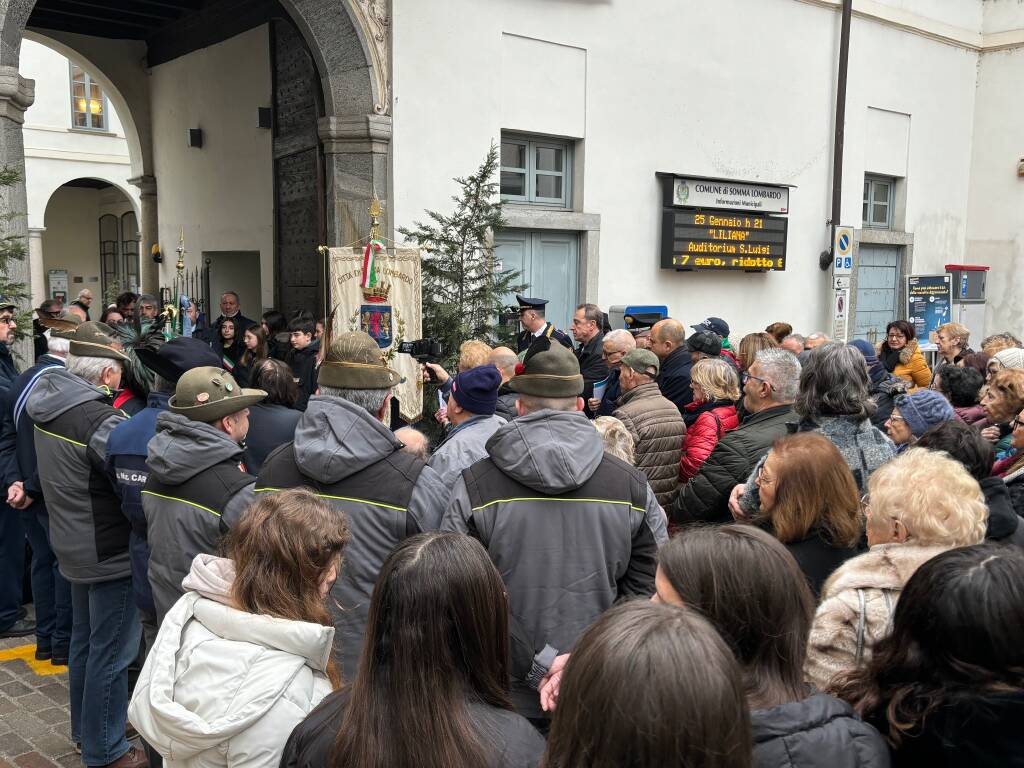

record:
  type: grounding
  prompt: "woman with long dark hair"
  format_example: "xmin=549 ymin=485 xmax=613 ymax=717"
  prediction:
xmin=833 ymin=544 xmax=1024 ymax=765
xmin=281 ymin=533 xmax=544 ymax=768
xmin=653 ymin=526 xmax=888 ymax=768
xmin=128 ymin=489 xmax=350 ymax=768
xmin=543 ymin=601 xmax=752 ymax=768
xmin=212 ymin=316 xmax=244 ymax=373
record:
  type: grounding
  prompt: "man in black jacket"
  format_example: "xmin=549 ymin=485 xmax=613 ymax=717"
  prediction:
xmin=673 ymin=347 xmax=801 ymax=525
xmin=489 ymin=346 xmax=519 ymax=422
xmin=571 ymin=303 xmax=608 ymax=417
xmin=651 ymin=318 xmax=693 ymax=413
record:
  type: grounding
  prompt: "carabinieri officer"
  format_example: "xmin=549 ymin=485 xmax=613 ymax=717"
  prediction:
xmin=512 ymin=295 xmax=574 ymax=354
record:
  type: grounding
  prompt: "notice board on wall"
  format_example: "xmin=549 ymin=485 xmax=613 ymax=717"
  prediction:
xmin=906 ymin=274 xmax=952 ymax=350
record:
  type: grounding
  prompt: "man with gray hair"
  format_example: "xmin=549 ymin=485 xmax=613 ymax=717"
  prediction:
xmin=780 ymin=333 xmax=805 ymax=356
xmin=805 ymin=331 xmax=830 ymax=349
xmin=571 ymin=303 xmax=609 ymax=416
xmin=590 ymin=328 xmax=635 ymax=416
xmin=26 ymin=323 xmax=147 ymax=768
xmin=72 ymin=288 xmax=93 ymax=321
xmin=256 ymin=331 xmax=448 ymax=681
xmin=672 ymin=347 xmax=800 ymax=525
xmin=489 ymin=345 xmax=520 ymax=422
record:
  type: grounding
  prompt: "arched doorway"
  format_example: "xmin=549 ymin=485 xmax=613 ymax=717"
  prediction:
xmin=41 ymin=179 xmax=140 ymax=311
xmin=0 ymin=0 xmax=391 ymax=320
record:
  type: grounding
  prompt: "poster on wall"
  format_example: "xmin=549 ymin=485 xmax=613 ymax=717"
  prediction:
xmin=329 ymin=246 xmax=423 ymax=423
xmin=48 ymin=269 xmax=68 ymax=303
xmin=906 ymin=274 xmax=952 ymax=351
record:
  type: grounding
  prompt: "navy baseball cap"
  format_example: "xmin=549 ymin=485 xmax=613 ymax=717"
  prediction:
xmin=692 ymin=317 xmax=730 ymax=338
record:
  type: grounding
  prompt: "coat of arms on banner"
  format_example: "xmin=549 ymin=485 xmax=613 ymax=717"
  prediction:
xmin=359 ymin=239 xmax=393 ymax=348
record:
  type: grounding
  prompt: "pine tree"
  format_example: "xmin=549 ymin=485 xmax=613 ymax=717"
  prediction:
xmin=0 ymin=167 xmax=30 ymax=330
xmin=398 ymin=144 xmax=524 ymax=369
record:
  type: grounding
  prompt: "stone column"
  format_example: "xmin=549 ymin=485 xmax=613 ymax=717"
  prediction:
xmin=0 ymin=66 xmax=35 ymax=364
xmin=128 ymin=175 xmax=159 ymax=292
xmin=318 ymin=114 xmax=391 ymax=246
xmin=27 ymin=227 xmax=45 ymax=307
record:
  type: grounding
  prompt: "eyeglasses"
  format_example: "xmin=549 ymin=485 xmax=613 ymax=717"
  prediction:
xmin=1012 ymin=416 xmax=1024 ymax=431
xmin=0 ymin=315 xmax=15 ymax=326
xmin=888 ymin=414 xmax=906 ymax=423
xmin=886 ymin=333 xmax=905 ymax=340
xmin=741 ymin=372 xmax=773 ymax=389
xmin=756 ymin=464 xmax=774 ymax=485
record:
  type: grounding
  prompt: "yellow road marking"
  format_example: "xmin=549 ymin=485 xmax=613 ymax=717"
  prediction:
xmin=0 ymin=644 xmax=67 ymax=676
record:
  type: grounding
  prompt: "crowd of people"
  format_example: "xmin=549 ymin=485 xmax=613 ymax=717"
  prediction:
xmin=2 ymin=287 xmax=1024 ymax=768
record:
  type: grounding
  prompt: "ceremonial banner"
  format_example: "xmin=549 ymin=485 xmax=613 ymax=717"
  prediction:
xmin=330 ymin=247 xmax=423 ymax=422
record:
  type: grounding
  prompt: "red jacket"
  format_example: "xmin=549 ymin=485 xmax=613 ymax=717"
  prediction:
xmin=679 ymin=402 xmax=740 ymax=483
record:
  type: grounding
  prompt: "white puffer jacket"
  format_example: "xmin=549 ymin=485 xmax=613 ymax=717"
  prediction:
xmin=128 ymin=555 xmax=335 ymax=768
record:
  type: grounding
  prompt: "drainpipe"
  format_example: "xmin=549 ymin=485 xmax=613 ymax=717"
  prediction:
xmin=822 ymin=0 xmax=853 ymax=269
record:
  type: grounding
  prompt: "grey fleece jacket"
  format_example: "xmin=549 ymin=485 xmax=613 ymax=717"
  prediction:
xmin=143 ymin=411 xmax=256 ymax=623
xmin=27 ymin=367 xmax=128 ymax=583
xmin=255 ymin=395 xmax=449 ymax=680
xmin=442 ymin=409 xmax=667 ymax=718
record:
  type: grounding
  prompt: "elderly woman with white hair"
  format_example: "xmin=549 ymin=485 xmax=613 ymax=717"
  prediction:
xmin=805 ymin=448 xmax=988 ymax=691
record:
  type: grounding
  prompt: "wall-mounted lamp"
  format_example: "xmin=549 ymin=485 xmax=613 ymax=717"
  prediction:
xmin=1018 ymin=157 xmax=1024 ymax=178
xmin=257 ymin=107 xmax=273 ymax=130
xmin=151 ymin=244 xmax=162 ymax=264
xmin=187 ymin=128 xmax=203 ymax=149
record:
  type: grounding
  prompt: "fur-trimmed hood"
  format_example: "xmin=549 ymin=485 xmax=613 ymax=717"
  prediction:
xmin=877 ymin=337 xmax=921 ymax=366
xmin=820 ymin=542 xmax=951 ymax=598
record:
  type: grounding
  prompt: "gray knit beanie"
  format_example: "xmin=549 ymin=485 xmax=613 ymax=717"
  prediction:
xmin=896 ymin=389 xmax=955 ymax=438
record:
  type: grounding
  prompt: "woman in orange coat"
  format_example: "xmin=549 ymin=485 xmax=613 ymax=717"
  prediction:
xmin=877 ymin=320 xmax=931 ymax=389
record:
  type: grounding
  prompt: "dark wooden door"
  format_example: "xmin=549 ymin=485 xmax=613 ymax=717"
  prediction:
xmin=272 ymin=17 xmax=326 ymax=317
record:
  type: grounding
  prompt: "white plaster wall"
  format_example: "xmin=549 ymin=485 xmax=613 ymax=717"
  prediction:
xmin=149 ymin=25 xmax=274 ymax=311
xmin=20 ymin=39 xmax=138 ymax=229
xmin=392 ymin=0 xmax=988 ymax=339
xmin=966 ymin=44 xmax=1024 ymax=336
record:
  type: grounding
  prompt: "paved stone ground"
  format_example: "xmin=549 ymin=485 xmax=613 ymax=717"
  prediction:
xmin=0 ymin=608 xmax=77 ymax=768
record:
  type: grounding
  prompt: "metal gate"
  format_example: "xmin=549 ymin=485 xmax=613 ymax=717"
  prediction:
xmin=854 ymin=245 xmax=900 ymax=344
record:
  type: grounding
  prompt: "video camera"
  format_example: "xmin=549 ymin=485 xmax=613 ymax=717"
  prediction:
xmin=397 ymin=338 xmax=446 ymax=381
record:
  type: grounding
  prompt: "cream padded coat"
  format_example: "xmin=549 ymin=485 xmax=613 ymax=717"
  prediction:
xmin=128 ymin=555 xmax=335 ymax=768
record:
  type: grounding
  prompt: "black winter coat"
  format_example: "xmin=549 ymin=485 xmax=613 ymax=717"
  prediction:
xmin=280 ymin=687 xmax=545 ymax=768
xmin=495 ymin=383 xmax=517 ymax=423
xmin=0 ymin=343 xmax=17 ymax=395
xmin=575 ymin=332 xmax=609 ymax=416
xmin=752 ymin=693 xmax=890 ymax=768
xmin=673 ymin=404 xmax=794 ymax=525
xmin=289 ymin=340 xmax=320 ymax=411
xmin=243 ymin=402 xmax=300 ymax=474
xmin=981 ymin=476 xmax=1024 ymax=546
xmin=657 ymin=346 xmax=694 ymax=413
xmin=866 ymin=691 xmax=1024 ymax=767
xmin=785 ymin=532 xmax=861 ymax=597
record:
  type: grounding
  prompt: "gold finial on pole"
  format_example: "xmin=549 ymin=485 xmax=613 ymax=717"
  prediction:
xmin=368 ymin=195 xmax=383 ymax=242
xmin=176 ymin=226 xmax=186 ymax=272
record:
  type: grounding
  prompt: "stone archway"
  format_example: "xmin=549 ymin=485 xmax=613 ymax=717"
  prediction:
xmin=0 ymin=0 xmax=392 ymax=323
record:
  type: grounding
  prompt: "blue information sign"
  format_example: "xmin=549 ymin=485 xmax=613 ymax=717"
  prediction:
xmin=906 ymin=275 xmax=952 ymax=351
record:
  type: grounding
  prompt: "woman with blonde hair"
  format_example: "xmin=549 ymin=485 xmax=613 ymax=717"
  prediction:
xmin=752 ymin=433 xmax=862 ymax=595
xmin=593 ymin=415 xmax=636 ymax=464
xmin=129 ymin=489 xmax=350 ymax=768
xmin=679 ymin=358 xmax=740 ymax=483
xmin=934 ymin=322 xmax=973 ymax=371
xmin=737 ymin=332 xmax=779 ymax=373
xmin=805 ymin=449 xmax=987 ymax=691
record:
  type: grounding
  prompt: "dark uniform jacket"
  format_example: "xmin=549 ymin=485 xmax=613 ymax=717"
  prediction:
xmin=442 ymin=409 xmax=668 ymax=719
xmin=575 ymin=332 xmax=609 ymax=414
xmin=0 ymin=354 xmax=64 ymax=509
xmin=515 ymin=322 xmax=572 ymax=353
xmin=657 ymin=345 xmax=695 ymax=413
xmin=105 ymin=391 xmax=170 ymax=617
xmin=256 ymin=395 xmax=449 ymax=680
xmin=142 ymin=411 xmax=256 ymax=623
xmin=673 ymin=404 xmax=794 ymax=525
xmin=752 ymin=693 xmax=890 ymax=768
xmin=26 ymin=367 xmax=128 ymax=583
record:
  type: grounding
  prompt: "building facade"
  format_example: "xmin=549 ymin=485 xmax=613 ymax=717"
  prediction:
xmin=0 ymin=0 xmax=1020 ymax=346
